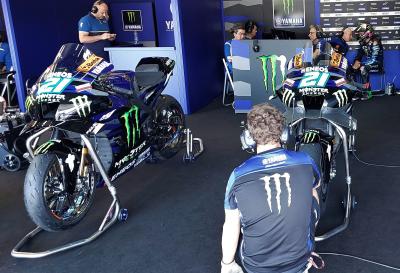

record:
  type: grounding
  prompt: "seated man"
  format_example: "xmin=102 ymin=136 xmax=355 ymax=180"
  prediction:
xmin=221 ymin=103 xmax=321 ymax=273
xmin=308 ymin=25 xmax=326 ymax=64
xmin=244 ymin=20 xmax=258 ymax=40
xmin=352 ymin=23 xmax=384 ymax=98
xmin=224 ymin=24 xmax=246 ymax=75
xmin=327 ymin=26 xmax=353 ymax=56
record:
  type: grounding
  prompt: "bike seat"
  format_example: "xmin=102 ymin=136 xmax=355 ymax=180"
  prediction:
xmin=134 ymin=64 xmax=165 ymax=91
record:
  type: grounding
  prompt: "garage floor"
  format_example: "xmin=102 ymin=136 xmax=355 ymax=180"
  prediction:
xmin=1 ymin=96 xmax=400 ymax=273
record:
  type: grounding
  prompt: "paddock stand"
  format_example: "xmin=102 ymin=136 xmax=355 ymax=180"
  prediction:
xmin=11 ymin=127 xmax=204 ymax=258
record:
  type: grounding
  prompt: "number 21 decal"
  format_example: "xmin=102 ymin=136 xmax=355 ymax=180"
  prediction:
xmin=38 ymin=77 xmax=73 ymax=94
xmin=298 ymin=72 xmax=330 ymax=88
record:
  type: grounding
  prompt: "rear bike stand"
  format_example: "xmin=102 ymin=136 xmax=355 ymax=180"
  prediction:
xmin=11 ymin=134 xmax=127 ymax=258
xmin=182 ymin=128 xmax=204 ymax=163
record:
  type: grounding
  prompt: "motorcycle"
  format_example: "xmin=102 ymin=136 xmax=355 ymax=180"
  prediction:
xmin=12 ymin=43 xmax=203 ymax=258
xmin=241 ymin=42 xmax=358 ymax=241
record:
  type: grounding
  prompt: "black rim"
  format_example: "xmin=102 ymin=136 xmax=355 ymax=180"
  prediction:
xmin=44 ymin=156 xmax=94 ymax=221
xmin=156 ymin=104 xmax=184 ymax=150
xmin=4 ymin=154 xmax=20 ymax=171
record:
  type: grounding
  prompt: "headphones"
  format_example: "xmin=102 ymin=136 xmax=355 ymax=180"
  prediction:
xmin=339 ymin=25 xmax=349 ymax=38
xmin=91 ymin=0 xmax=106 ymax=14
xmin=310 ymin=25 xmax=323 ymax=39
xmin=245 ymin=20 xmax=257 ymax=34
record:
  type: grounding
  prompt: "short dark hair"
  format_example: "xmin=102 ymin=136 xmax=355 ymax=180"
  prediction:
xmin=230 ymin=23 xmax=245 ymax=35
xmin=245 ymin=20 xmax=257 ymax=34
xmin=247 ymin=103 xmax=284 ymax=145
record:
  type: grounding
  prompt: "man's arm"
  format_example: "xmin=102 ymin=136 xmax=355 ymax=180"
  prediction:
xmin=221 ymin=209 xmax=241 ymax=264
xmin=79 ymin=31 xmax=115 ymax=44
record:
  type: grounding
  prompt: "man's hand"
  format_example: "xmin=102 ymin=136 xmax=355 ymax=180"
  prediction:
xmin=353 ymin=60 xmax=361 ymax=70
xmin=101 ymin=33 xmax=115 ymax=40
xmin=108 ymin=33 xmax=116 ymax=41
xmin=221 ymin=261 xmax=244 ymax=273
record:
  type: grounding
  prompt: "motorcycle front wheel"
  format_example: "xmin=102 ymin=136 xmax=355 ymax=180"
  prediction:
xmin=24 ymin=153 xmax=95 ymax=232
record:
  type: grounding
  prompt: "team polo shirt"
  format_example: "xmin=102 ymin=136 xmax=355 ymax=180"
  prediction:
xmin=224 ymin=148 xmax=320 ymax=273
xmin=0 ymin=42 xmax=13 ymax=71
xmin=78 ymin=13 xmax=111 ymax=59
xmin=224 ymin=40 xmax=233 ymax=74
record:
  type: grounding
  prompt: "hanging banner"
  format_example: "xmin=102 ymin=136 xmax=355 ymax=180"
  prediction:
xmin=273 ymin=0 xmax=306 ymax=28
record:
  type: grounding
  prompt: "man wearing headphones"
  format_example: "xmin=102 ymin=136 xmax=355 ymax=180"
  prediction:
xmin=78 ymin=0 xmax=116 ymax=60
xmin=327 ymin=26 xmax=353 ymax=56
xmin=221 ymin=103 xmax=321 ymax=273
xmin=244 ymin=20 xmax=258 ymax=40
xmin=352 ymin=22 xmax=383 ymax=95
xmin=308 ymin=25 xmax=326 ymax=63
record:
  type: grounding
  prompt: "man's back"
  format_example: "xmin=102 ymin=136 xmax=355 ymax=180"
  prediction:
xmin=225 ymin=148 xmax=319 ymax=273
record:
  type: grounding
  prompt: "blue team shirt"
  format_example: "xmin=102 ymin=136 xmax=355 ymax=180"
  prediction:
xmin=224 ymin=148 xmax=320 ymax=273
xmin=0 ymin=42 xmax=13 ymax=71
xmin=224 ymin=40 xmax=233 ymax=74
xmin=78 ymin=13 xmax=111 ymax=59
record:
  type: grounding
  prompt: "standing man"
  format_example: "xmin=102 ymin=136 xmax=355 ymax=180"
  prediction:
xmin=327 ymin=26 xmax=353 ymax=56
xmin=78 ymin=0 xmax=116 ymax=60
xmin=221 ymin=103 xmax=321 ymax=273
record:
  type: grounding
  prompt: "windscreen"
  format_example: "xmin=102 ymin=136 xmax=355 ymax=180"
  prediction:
xmin=36 ymin=43 xmax=114 ymax=84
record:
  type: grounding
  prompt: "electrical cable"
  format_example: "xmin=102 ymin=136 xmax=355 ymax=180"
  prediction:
xmin=318 ymin=252 xmax=400 ymax=271
xmin=351 ymin=150 xmax=400 ymax=168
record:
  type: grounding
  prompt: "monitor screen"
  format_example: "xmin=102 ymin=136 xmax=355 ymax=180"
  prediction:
xmin=121 ymin=10 xmax=143 ymax=31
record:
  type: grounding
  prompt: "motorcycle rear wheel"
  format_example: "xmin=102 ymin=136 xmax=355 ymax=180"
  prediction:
xmin=24 ymin=153 xmax=95 ymax=232
xmin=152 ymin=95 xmax=186 ymax=160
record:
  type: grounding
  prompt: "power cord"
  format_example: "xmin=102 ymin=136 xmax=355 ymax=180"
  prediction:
xmin=318 ymin=252 xmax=400 ymax=271
xmin=351 ymin=150 xmax=400 ymax=168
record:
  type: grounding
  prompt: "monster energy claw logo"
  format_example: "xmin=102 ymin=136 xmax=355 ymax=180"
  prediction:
xmin=25 ymin=96 xmax=35 ymax=111
xmin=282 ymin=0 xmax=294 ymax=14
xmin=282 ymin=88 xmax=295 ymax=106
xmin=333 ymin=89 xmax=348 ymax=107
xmin=261 ymin=173 xmax=292 ymax=214
xmin=303 ymin=130 xmax=319 ymax=144
xmin=35 ymin=141 xmax=55 ymax=155
xmin=259 ymin=55 xmax=287 ymax=95
xmin=121 ymin=105 xmax=140 ymax=148
xmin=70 ymin=95 xmax=92 ymax=117
xmin=127 ymin=11 xmax=135 ymax=23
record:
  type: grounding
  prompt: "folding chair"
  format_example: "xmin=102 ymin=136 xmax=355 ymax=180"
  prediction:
xmin=222 ymin=58 xmax=234 ymax=106
xmin=0 ymin=71 xmax=17 ymax=109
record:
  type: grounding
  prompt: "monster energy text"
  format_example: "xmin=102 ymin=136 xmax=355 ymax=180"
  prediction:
xmin=259 ymin=55 xmax=287 ymax=95
xmin=121 ymin=105 xmax=140 ymax=148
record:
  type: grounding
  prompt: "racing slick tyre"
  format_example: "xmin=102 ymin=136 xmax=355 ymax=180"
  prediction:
xmin=24 ymin=153 xmax=95 ymax=232
xmin=152 ymin=95 xmax=186 ymax=160
xmin=299 ymin=143 xmax=329 ymax=216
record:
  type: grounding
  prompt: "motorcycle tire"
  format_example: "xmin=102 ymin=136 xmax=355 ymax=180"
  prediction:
xmin=299 ymin=143 xmax=329 ymax=216
xmin=24 ymin=153 xmax=95 ymax=232
xmin=152 ymin=95 xmax=186 ymax=160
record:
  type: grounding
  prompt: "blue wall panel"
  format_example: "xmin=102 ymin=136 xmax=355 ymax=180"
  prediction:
xmin=154 ymin=0 xmax=174 ymax=47
xmin=177 ymin=0 xmax=225 ymax=113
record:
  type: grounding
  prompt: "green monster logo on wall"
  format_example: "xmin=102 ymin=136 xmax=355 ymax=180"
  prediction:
xmin=282 ymin=0 xmax=294 ymax=14
xmin=121 ymin=105 xmax=140 ymax=148
xmin=258 ymin=55 xmax=287 ymax=95
xmin=127 ymin=11 xmax=135 ymax=23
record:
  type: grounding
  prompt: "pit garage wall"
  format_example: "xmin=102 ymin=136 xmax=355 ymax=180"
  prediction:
xmin=223 ymin=0 xmax=400 ymax=91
